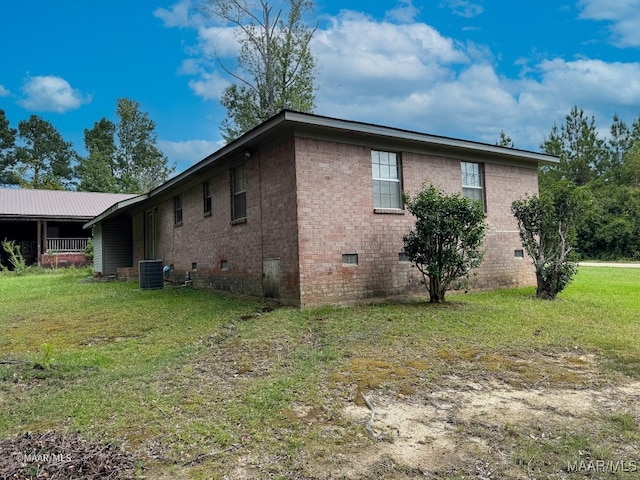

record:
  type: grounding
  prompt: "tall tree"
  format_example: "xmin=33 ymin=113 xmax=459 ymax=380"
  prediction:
xmin=578 ymin=183 xmax=640 ymax=260
xmin=76 ymin=118 xmax=118 ymax=192
xmin=608 ymin=114 xmax=632 ymax=184
xmin=115 ymin=98 xmax=174 ymax=193
xmin=540 ymin=106 xmax=606 ymax=187
xmin=202 ymin=0 xmax=317 ymax=141
xmin=0 ymin=109 xmax=18 ymax=186
xmin=625 ymin=141 xmax=640 ymax=188
xmin=75 ymin=99 xmax=174 ymax=194
xmin=496 ymin=130 xmax=515 ymax=148
xmin=14 ymin=115 xmax=76 ymax=190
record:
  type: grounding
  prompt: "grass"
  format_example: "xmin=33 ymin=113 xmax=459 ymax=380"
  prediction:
xmin=1 ymin=266 xmax=640 ymax=478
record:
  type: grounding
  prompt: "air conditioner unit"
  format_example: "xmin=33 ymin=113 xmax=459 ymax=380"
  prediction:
xmin=139 ymin=260 xmax=164 ymax=290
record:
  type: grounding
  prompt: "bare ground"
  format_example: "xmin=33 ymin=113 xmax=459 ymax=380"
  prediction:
xmin=228 ymin=350 xmax=640 ymax=479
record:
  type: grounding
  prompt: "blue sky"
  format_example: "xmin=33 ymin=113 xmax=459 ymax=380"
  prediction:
xmin=2 ymin=0 xmax=640 ymax=175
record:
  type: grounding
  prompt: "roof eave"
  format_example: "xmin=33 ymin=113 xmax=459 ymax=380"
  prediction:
xmin=146 ymin=111 xmax=289 ymax=199
xmin=83 ymin=194 xmax=148 ymax=229
xmin=281 ymin=110 xmax=559 ymax=165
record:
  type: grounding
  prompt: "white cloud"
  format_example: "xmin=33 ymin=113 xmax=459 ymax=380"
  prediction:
xmin=196 ymin=25 xmax=241 ymax=58
xmin=188 ymin=71 xmax=230 ymax=101
xmin=154 ymin=0 xmax=206 ymax=28
xmin=176 ymin=23 xmax=240 ymax=99
xmin=440 ymin=0 xmax=484 ymax=18
xmin=534 ymin=58 xmax=640 ymax=106
xmin=0 ymin=85 xmax=9 ymax=97
xmin=159 ymin=138 xmax=225 ymax=171
xmin=310 ymin=9 xmax=640 ymax=150
xmin=385 ymin=0 xmax=421 ymax=23
xmin=579 ymin=0 xmax=640 ymax=47
xmin=314 ymin=11 xmax=468 ymax=93
xmin=18 ymin=76 xmax=91 ymax=113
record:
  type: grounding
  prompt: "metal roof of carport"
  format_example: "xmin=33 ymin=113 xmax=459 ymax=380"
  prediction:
xmin=83 ymin=110 xmax=559 ymax=228
xmin=0 ymin=188 xmax=138 ymax=221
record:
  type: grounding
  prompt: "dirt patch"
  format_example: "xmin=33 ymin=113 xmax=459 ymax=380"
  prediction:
xmin=332 ymin=378 xmax=640 ymax=478
xmin=308 ymin=351 xmax=640 ymax=478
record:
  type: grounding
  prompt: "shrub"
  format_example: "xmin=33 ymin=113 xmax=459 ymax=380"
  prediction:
xmin=511 ymin=185 xmax=586 ymax=299
xmin=403 ymin=183 xmax=486 ymax=303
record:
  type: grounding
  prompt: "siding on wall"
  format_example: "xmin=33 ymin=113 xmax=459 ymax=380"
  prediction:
xmin=93 ymin=222 xmax=103 ymax=274
xmin=101 ymin=216 xmax=133 ymax=276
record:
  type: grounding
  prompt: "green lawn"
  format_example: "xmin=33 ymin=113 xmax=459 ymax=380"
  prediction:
xmin=1 ymin=267 xmax=639 ymax=479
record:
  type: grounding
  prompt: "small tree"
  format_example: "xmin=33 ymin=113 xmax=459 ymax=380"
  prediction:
xmin=511 ymin=185 xmax=585 ymax=299
xmin=403 ymin=184 xmax=486 ymax=303
xmin=1 ymin=238 xmax=27 ymax=274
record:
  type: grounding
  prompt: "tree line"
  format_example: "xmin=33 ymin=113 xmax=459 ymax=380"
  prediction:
xmin=535 ymin=106 xmax=640 ymax=261
xmin=0 ymin=98 xmax=174 ymax=194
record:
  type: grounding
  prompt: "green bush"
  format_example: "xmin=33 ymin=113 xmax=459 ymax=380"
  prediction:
xmin=403 ymin=183 xmax=486 ymax=303
xmin=85 ymin=239 xmax=94 ymax=263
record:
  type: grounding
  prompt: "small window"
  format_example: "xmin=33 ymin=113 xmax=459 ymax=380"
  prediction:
xmin=231 ymin=165 xmax=247 ymax=221
xmin=174 ymin=195 xmax=183 ymax=226
xmin=221 ymin=260 xmax=229 ymax=271
xmin=461 ymin=162 xmax=485 ymax=210
xmin=203 ymin=181 xmax=212 ymax=215
xmin=342 ymin=253 xmax=358 ymax=265
xmin=514 ymin=249 xmax=524 ymax=258
xmin=399 ymin=252 xmax=411 ymax=262
xmin=372 ymin=150 xmax=402 ymax=209
xmin=191 ymin=262 xmax=198 ymax=270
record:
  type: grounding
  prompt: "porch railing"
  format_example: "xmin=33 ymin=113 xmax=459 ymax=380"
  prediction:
xmin=46 ymin=237 xmax=90 ymax=253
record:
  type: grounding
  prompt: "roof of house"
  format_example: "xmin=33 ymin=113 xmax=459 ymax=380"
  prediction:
xmin=85 ymin=110 xmax=559 ymax=228
xmin=0 ymin=188 xmax=139 ymax=221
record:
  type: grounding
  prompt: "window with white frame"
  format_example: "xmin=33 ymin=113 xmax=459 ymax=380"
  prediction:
xmin=461 ymin=161 xmax=484 ymax=210
xmin=372 ymin=150 xmax=402 ymax=209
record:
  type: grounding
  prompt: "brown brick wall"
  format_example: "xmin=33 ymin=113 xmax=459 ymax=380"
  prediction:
xmin=129 ymin=142 xmax=301 ymax=304
xmin=294 ymin=137 xmax=538 ymax=306
xmin=123 ymin=133 xmax=539 ymax=307
xmin=41 ymin=253 xmax=88 ymax=268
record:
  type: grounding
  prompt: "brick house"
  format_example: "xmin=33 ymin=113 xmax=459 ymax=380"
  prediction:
xmin=86 ymin=111 xmax=557 ymax=306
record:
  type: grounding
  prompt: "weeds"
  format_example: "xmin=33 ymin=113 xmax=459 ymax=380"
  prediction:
xmin=38 ymin=342 xmax=54 ymax=370
xmin=1 ymin=238 xmax=27 ymax=274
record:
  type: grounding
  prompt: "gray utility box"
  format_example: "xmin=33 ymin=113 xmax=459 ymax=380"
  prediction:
xmin=139 ymin=260 xmax=164 ymax=290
